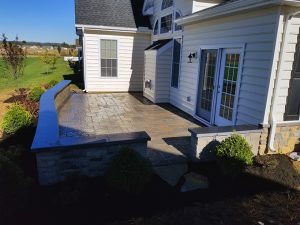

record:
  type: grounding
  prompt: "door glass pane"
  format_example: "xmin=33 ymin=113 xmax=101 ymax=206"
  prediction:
xmin=196 ymin=50 xmax=218 ymax=122
xmin=219 ymin=53 xmax=240 ymax=121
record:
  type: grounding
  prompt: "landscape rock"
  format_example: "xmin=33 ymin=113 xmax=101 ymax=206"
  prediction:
xmin=289 ymin=152 xmax=300 ymax=161
xmin=154 ymin=163 xmax=188 ymax=186
xmin=180 ymin=172 xmax=209 ymax=192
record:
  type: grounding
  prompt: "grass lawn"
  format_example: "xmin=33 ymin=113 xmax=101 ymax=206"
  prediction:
xmin=0 ymin=57 xmax=73 ymax=93
xmin=0 ymin=57 xmax=74 ymax=137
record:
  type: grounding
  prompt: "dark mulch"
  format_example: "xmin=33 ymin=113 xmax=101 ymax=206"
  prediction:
xmin=0 ymin=127 xmax=300 ymax=225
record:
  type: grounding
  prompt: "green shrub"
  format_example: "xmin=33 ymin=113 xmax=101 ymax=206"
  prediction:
xmin=44 ymin=80 xmax=59 ymax=89
xmin=27 ymin=87 xmax=44 ymax=102
xmin=106 ymin=148 xmax=152 ymax=194
xmin=215 ymin=134 xmax=254 ymax=176
xmin=2 ymin=103 xmax=32 ymax=135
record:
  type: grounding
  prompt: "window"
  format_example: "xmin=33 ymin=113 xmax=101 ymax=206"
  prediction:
xmin=153 ymin=20 xmax=159 ymax=35
xmin=101 ymin=39 xmax=117 ymax=77
xmin=161 ymin=0 xmax=173 ymax=10
xmin=160 ymin=14 xmax=173 ymax=34
xmin=171 ymin=39 xmax=181 ymax=88
xmin=174 ymin=11 xmax=182 ymax=31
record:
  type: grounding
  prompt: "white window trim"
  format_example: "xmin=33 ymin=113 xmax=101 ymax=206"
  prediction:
xmin=170 ymin=38 xmax=182 ymax=89
xmin=99 ymin=36 xmax=119 ymax=79
xmin=153 ymin=19 xmax=159 ymax=36
xmin=193 ymin=43 xmax=246 ymax=126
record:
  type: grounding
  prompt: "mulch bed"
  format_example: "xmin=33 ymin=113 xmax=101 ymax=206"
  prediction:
xmin=0 ymin=127 xmax=300 ymax=225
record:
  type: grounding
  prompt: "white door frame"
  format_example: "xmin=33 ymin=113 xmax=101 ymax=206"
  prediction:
xmin=194 ymin=43 xmax=245 ymax=126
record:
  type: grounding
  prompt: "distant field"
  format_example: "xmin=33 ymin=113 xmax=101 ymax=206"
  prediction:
xmin=0 ymin=57 xmax=73 ymax=93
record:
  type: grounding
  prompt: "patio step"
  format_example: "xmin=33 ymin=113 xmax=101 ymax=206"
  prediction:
xmin=147 ymin=139 xmax=190 ymax=166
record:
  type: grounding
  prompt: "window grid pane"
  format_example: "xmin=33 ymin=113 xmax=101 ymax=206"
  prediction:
xmin=161 ymin=14 xmax=173 ymax=34
xmin=219 ymin=53 xmax=240 ymax=121
xmin=200 ymin=51 xmax=217 ymax=112
xmin=101 ymin=40 xmax=117 ymax=77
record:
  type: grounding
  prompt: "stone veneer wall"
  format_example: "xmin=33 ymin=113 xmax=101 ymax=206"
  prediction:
xmin=270 ymin=123 xmax=300 ymax=154
xmin=189 ymin=125 xmax=264 ymax=160
xmin=32 ymin=80 xmax=151 ymax=186
xmin=36 ymin=142 xmax=147 ymax=186
xmin=189 ymin=123 xmax=300 ymax=160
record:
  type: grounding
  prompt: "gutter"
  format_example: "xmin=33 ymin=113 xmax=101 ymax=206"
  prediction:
xmin=75 ymin=24 xmax=151 ymax=34
xmin=269 ymin=10 xmax=300 ymax=152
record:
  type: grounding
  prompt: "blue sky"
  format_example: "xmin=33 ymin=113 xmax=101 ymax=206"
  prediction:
xmin=0 ymin=0 xmax=76 ymax=44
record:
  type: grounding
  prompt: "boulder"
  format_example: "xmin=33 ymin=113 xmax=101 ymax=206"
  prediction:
xmin=154 ymin=163 xmax=188 ymax=186
xmin=180 ymin=172 xmax=209 ymax=192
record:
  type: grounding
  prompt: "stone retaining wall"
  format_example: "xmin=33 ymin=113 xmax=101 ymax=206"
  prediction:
xmin=36 ymin=141 xmax=148 ymax=186
xmin=32 ymin=81 xmax=151 ymax=186
xmin=189 ymin=123 xmax=300 ymax=160
xmin=189 ymin=125 xmax=263 ymax=160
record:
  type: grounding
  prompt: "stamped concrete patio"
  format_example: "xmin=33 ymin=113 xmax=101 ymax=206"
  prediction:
xmin=58 ymin=93 xmax=203 ymax=166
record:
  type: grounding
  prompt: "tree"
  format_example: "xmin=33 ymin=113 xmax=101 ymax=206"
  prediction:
xmin=0 ymin=34 xmax=27 ymax=79
xmin=50 ymin=54 xmax=58 ymax=69
xmin=57 ymin=45 xmax=61 ymax=55
xmin=40 ymin=50 xmax=52 ymax=74
xmin=61 ymin=42 xmax=70 ymax=48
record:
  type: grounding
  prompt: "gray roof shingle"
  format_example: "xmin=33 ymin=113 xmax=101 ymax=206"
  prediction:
xmin=75 ymin=0 xmax=151 ymax=29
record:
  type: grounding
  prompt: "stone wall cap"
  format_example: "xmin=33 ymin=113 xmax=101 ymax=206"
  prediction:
xmin=31 ymin=131 xmax=151 ymax=152
xmin=188 ymin=125 xmax=262 ymax=137
xmin=31 ymin=80 xmax=72 ymax=151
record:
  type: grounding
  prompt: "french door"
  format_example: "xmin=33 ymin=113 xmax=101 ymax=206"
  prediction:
xmin=196 ymin=48 xmax=242 ymax=126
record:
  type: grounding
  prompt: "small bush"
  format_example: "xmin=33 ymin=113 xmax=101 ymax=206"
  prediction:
xmin=106 ymin=148 xmax=152 ymax=194
xmin=2 ymin=103 xmax=32 ymax=135
xmin=27 ymin=87 xmax=44 ymax=102
xmin=68 ymin=60 xmax=81 ymax=74
xmin=215 ymin=134 xmax=254 ymax=176
xmin=43 ymin=80 xmax=58 ymax=89
xmin=8 ymin=89 xmax=39 ymax=118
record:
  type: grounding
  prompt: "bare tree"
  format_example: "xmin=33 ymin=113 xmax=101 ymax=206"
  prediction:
xmin=0 ymin=34 xmax=27 ymax=79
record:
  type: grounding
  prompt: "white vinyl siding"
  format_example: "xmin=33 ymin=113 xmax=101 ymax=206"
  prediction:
xmin=144 ymin=51 xmax=156 ymax=102
xmin=144 ymin=44 xmax=173 ymax=103
xmin=270 ymin=12 xmax=300 ymax=122
xmin=84 ymin=31 xmax=151 ymax=92
xmin=174 ymin=7 xmax=280 ymax=125
xmin=155 ymin=47 xmax=172 ymax=103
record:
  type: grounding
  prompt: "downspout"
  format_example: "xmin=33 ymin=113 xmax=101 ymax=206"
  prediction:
xmin=269 ymin=10 xmax=300 ymax=152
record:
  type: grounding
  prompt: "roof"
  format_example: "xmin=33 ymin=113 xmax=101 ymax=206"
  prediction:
xmin=145 ymin=39 xmax=172 ymax=50
xmin=75 ymin=0 xmax=151 ymax=29
xmin=176 ymin=0 xmax=300 ymax=26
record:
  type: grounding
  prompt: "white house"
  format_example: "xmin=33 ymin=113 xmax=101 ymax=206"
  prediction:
xmin=75 ymin=0 xmax=300 ymax=154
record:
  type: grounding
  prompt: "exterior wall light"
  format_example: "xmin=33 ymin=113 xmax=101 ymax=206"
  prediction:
xmin=188 ymin=52 xmax=197 ymax=63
